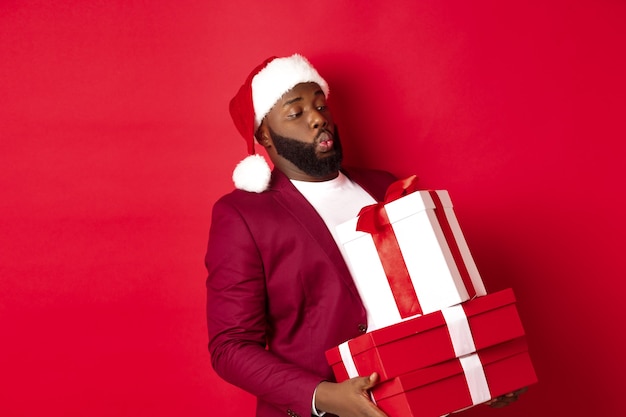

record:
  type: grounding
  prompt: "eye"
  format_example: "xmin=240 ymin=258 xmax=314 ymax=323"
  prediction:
xmin=316 ymin=105 xmax=327 ymax=112
xmin=286 ymin=111 xmax=302 ymax=119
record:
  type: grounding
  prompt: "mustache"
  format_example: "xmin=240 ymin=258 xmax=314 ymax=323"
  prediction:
xmin=315 ymin=128 xmax=334 ymax=142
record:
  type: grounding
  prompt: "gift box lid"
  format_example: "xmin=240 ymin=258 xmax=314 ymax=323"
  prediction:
xmin=349 ymin=288 xmax=520 ymax=355
xmin=336 ymin=190 xmax=452 ymax=245
xmin=373 ymin=336 xmax=530 ymax=400
xmin=325 ymin=343 xmax=344 ymax=365
xmin=384 ymin=190 xmax=454 ymax=224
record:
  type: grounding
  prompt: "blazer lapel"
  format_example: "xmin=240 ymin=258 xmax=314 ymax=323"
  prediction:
xmin=268 ymin=170 xmax=362 ymax=300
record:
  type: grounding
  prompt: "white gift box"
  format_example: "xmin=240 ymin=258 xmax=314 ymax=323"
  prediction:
xmin=336 ymin=189 xmax=486 ymax=331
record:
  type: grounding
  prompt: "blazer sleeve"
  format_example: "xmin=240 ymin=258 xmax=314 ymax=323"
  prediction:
xmin=205 ymin=195 xmax=323 ymax=416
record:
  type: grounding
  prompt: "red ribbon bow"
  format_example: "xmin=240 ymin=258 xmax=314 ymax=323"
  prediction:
xmin=357 ymin=175 xmax=420 ymax=234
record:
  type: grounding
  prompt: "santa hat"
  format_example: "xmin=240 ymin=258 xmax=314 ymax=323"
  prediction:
xmin=229 ymin=54 xmax=329 ymax=192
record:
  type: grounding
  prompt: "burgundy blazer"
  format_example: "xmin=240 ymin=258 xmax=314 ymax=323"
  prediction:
xmin=206 ymin=167 xmax=396 ymax=417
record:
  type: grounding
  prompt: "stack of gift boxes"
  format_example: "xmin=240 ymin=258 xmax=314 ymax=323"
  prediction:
xmin=325 ymin=176 xmax=537 ymax=417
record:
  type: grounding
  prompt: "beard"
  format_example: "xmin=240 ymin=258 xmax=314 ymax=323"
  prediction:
xmin=269 ymin=126 xmax=343 ymax=178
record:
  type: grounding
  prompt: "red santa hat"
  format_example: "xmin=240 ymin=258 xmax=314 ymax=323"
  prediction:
xmin=229 ymin=54 xmax=329 ymax=192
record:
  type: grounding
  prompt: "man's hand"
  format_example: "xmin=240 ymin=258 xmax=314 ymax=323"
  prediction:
xmin=315 ymin=373 xmax=389 ymax=417
xmin=485 ymin=387 xmax=528 ymax=408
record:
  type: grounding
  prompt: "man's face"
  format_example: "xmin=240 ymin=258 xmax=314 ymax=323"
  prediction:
xmin=259 ymin=82 xmax=341 ymax=181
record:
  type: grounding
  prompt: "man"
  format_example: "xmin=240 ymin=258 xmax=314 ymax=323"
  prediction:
xmin=206 ymin=54 xmax=525 ymax=417
xmin=206 ymin=54 xmax=395 ymax=417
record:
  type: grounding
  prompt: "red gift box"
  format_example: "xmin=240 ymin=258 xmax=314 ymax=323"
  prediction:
xmin=371 ymin=337 xmax=537 ymax=417
xmin=326 ymin=288 xmax=525 ymax=382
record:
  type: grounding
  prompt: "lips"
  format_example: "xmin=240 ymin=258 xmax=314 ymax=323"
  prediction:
xmin=316 ymin=130 xmax=334 ymax=152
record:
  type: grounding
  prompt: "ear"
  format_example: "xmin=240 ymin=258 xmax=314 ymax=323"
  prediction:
xmin=255 ymin=123 xmax=272 ymax=149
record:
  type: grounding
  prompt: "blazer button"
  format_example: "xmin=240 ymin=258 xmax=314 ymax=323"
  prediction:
xmin=358 ymin=323 xmax=367 ymax=333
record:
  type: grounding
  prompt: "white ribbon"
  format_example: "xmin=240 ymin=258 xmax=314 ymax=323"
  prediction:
xmin=459 ymin=353 xmax=491 ymax=405
xmin=338 ymin=341 xmax=359 ymax=379
xmin=441 ymin=304 xmax=476 ymax=357
xmin=442 ymin=304 xmax=490 ymax=405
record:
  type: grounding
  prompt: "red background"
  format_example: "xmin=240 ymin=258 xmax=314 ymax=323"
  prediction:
xmin=2 ymin=1 xmax=625 ymax=416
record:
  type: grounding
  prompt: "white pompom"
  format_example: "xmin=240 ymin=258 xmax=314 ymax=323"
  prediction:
xmin=232 ymin=154 xmax=272 ymax=193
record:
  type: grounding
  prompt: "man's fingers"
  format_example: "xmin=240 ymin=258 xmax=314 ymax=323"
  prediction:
xmin=357 ymin=372 xmax=380 ymax=391
xmin=486 ymin=388 xmax=528 ymax=408
xmin=368 ymin=372 xmax=379 ymax=386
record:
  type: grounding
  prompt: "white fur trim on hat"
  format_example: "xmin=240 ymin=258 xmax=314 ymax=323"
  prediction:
xmin=232 ymin=154 xmax=272 ymax=193
xmin=251 ymin=54 xmax=329 ymax=131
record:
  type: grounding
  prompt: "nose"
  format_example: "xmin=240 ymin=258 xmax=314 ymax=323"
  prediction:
xmin=309 ymin=109 xmax=328 ymax=130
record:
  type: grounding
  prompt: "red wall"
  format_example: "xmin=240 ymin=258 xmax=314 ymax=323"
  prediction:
xmin=2 ymin=1 xmax=624 ymax=416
